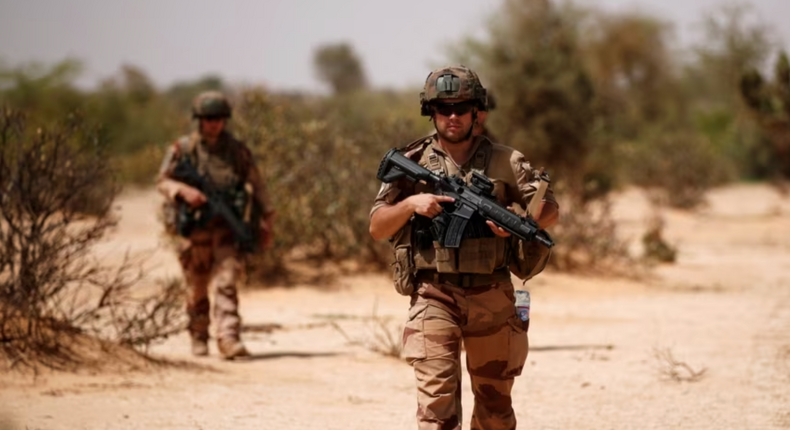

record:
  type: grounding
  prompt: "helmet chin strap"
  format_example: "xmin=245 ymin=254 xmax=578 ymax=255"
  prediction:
xmin=464 ymin=110 xmax=478 ymax=141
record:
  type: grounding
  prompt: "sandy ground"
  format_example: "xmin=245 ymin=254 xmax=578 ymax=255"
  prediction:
xmin=2 ymin=184 xmax=789 ymax=430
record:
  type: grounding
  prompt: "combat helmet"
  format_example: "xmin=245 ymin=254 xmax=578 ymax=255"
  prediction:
xmin=420 ymin=65 xmax=488 ymax=116
xmin=484 ymin=90 xmax=496 ymax=112
xmin=192 ymin=91 xmax=232 ymax=119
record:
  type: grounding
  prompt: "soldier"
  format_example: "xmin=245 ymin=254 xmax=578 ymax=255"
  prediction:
xmin=157 ymin=91 xmax=275 ymax=360
xmin=369 ymin=66 xmax=559 ymax=430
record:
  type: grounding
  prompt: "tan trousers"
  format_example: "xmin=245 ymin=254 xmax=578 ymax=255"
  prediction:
xmin=403 ymin=280 xmax=529 ymax=430
xmin=178 ymin=226 xmax=244 ymax=342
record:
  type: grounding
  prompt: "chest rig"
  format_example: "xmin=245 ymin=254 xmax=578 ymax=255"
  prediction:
xmin=179 ymin=133 xmax=247 ymax=192
xmin=174 ymin=133 xmax=252 ymax=230
xmin=401 ymin=137 xmax=510 ymax=276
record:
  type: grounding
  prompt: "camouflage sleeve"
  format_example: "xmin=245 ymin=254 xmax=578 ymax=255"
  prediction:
xmin=369 ymin=181 xmax=404 ymax=218
xmin=155 ymin=143 xmax=185 ymax=201
xmin=509 ymin=150 xmax=558 ymax=211
xmin=246 ymin=160 xmax=275 ymax=217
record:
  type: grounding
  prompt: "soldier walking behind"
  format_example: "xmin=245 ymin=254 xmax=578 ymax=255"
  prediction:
xmin=157 ymin=91 xmax=275 ymax=360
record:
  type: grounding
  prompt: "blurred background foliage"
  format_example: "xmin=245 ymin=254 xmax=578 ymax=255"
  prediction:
xmin=1 ymin=0 xmax=788 ymax=280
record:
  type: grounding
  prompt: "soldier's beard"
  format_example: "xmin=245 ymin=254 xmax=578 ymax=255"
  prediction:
xmin=435 ymin=122 xmax=473 ymax=144
xmin=200 ymin=126 xmax=225 ymax=144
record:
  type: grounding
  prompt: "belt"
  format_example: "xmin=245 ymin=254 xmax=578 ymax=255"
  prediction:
xmin=414 ymin=269 xmax=511 ymax=288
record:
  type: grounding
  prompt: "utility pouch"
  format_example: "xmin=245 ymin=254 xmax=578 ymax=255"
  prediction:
xmin=433 ymin=240 xmax=458 ymax=273
xmin=390 ymin=227 xmax=417 ymax=296
xmin=457 ymin=237 xmax=507 ymax=274
xmin=509 ymin=234 xmax=552 ymax=281
xmin=392 ymin=244 xmax=416 ymax=296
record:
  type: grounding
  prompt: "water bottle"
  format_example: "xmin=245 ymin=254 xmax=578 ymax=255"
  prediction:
xmin=515 ymin=290 xmax=530 ymax=322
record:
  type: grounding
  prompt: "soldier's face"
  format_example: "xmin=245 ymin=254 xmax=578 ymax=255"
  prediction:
xmin=432 ymin=99 xmax=475 ymax=144
xmin=199 ymin=117 xmax=226 ymax=139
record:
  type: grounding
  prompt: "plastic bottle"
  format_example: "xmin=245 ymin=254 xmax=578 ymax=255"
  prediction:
xmin=515 ymin=290 xmax=531 ymax=322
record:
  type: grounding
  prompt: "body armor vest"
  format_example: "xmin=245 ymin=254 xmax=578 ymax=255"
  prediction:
xmin=394 ymin=136 xmax=510 ymax=275
xmin=176 ymin=133 xmax=251 ymax=229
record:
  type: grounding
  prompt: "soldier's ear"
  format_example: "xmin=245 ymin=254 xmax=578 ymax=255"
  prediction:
xmin=421 ymin=103 xmax=433 ymax=117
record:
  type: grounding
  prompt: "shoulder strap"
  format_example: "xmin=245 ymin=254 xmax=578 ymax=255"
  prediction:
xmin=187 ymin=133 xmax=253 ymax=180
xmin=400 ymin=134 xmax=432 ymax=151
xmin=233 ymin=139 xmax=254 ymax=180
xmin=218 ymin=134 xmax=253 ymax=179
xmin=175 ymin=134 xmax=199 ymax=164
xmin=425 ymin=145 xmax=449 ymax=175
xmin=177 ymin=135 xmax=193 ymax=153
xmin=470 ymin=137 xmax=493 ymax=176
xmin=399 ymin=134 xmax=434 ymax=162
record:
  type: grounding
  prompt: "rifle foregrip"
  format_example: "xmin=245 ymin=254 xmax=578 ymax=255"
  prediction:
xmin=480 ymin=203 xmax=555 ymax=248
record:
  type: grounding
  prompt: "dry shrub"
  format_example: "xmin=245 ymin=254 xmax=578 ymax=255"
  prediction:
xmin=329 ymin=301 xmax=404 ymax=361
xmin=233 ymin=89 xmax=425 ymax=282
xmin=547 ymin=195 xmax=633 ymax=274
xmin=114 ymin=143 xmax=168 ymax=185
xmin=740 ymin=51 xmax=790 ymax=181
xmin=622 ymin=128 xmax=732 ymax=209
xmin=641 ymin=214 xmax=677 ymax=263
xmin=0 ymin=109 xmax=184 ymax=371
xmin=456 ymin=0 xmax=635 ymax=274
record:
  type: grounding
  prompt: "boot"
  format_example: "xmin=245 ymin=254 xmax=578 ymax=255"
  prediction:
xmin=218 ymin=338 xmax=250 ymax=360
xmin=190 ymin=335 xmax=209 ymax=357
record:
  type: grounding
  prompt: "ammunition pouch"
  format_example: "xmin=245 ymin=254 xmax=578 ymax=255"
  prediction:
xmin=390 ymin=227 xmax=417 ymax=296
xmin=432 ymin=237 xmax=508 ymax=274
xmin=387 ymin=219 xmax=509 ymax=297
xmin=508 ymin=234 xmax=553 ymax=282
xmin=410 ymin=214 xmax=508 ymax=274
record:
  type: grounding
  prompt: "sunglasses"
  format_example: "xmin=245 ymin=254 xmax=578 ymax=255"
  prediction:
xmin=200 ymin=116 xmax=226 ymax=122
xmin=432 ymin=101 xmax=476 ymax=117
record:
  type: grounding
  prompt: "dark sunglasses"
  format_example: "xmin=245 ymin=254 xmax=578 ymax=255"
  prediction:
xmin=432 ymin=101 xmax=476 ymax=117
xmin=200 ymin=116 xmax=226 ymax=122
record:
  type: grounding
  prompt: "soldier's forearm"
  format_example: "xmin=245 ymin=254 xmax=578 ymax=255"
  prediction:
xmin=157 ymin=178 xmax=188 ymax=201
xmin=369 ymin=198 xmax=415 ymax=241
xmin=245 ymin=164 xmax=274 ymax=217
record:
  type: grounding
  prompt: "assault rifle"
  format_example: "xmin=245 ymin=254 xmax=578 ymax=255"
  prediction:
xmin=170 ymin=157 xmax=257 ymax=253
xmin=376 ymin=148 xmax=554 ymax=249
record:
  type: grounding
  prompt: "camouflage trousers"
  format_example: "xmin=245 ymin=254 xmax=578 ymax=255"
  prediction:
xmin=178 ymin=226 xmax=244 ymax=343
xmin=403 ymin=280 xmax=529 ymax=430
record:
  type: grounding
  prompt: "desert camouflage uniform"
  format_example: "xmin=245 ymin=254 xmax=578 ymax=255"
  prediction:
xmin=371 ymin=134 xmax=558 ymax=430
xmin=157 ymin=130 xmax=272 ymax=355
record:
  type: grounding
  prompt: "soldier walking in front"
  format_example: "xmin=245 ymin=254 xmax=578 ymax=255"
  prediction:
xmin=369 ymin=66 xmax=559 ymax=429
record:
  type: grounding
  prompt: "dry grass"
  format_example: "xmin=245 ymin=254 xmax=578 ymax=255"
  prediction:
xmin=652 ymin=347 xmax=707 ymax=382
xmin=329 ymin=300 xmax=404 ymax=361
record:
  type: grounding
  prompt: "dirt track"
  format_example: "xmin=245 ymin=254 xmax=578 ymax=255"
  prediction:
xmin=2 ymin=185 xmax=789 ymax=430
